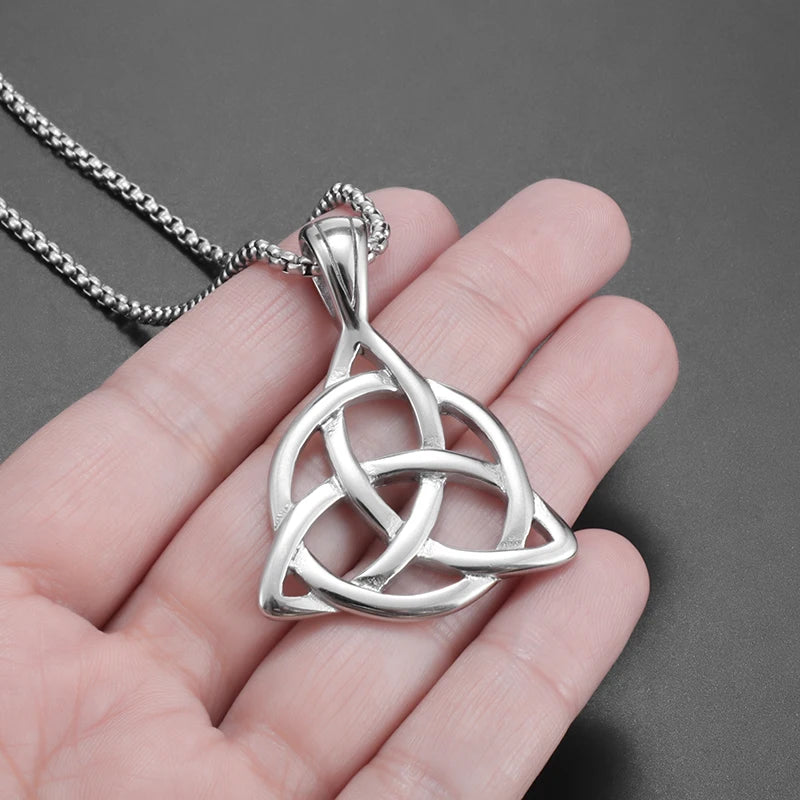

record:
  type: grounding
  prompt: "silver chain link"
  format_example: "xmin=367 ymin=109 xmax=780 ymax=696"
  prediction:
xmin=0 ymin=72 xmax=389 ymax=326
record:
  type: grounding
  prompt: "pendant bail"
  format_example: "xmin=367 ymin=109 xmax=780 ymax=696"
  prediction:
xmin=300 ymin=216 xmax=370 ymax=330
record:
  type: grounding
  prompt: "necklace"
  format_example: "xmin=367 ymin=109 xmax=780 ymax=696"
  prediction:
xmin=0 ymin=73 xmax=388 ymax=325
xmin=0 ymin=72 xmax=577 ymax=621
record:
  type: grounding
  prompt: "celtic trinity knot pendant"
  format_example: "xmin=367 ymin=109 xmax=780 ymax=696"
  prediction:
xmin=260 ymin=216 xmax=577 ymax=621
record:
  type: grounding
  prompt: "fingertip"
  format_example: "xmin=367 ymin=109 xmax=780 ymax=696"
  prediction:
xmin=575 ymin=528 xmax=650 ymax=623
xmin=370 ymin=186 xmax=459 ymax=255
xmin=519 ymin=178 xmax=631 ymax=269
xmin=584 ymin=295 xmax=680 ymax=400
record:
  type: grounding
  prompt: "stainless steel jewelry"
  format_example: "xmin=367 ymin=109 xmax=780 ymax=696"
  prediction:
xmin=260 ymin=217 xmax=577 ymax=620
xmin=1 ymin=71 xmax=577 ymax=620
xmin=0 ymin=72 xmax=388 ymax=325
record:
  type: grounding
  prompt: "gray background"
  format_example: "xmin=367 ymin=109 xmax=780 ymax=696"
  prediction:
xmin=1 ymin=1 xmax=797 ymax=797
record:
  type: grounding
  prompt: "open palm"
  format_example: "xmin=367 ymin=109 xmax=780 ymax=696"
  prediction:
xmin=0 ymin=180 xmax=677 ymax=798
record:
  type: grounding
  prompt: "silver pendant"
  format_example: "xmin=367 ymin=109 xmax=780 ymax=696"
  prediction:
xmin=260 ymin=216 xmax=576 ymax=621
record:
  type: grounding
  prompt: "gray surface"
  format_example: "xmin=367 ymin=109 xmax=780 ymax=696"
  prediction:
xmin=1 ymin=1 xmax=798 ymax=797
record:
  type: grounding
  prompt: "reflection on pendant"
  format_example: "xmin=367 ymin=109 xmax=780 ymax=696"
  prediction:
xmin=259 ymin=216 xmax=576 ymax=621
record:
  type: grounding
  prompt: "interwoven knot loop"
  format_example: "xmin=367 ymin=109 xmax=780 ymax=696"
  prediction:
xmin=259 ymin=217 xmax=577 ymax=621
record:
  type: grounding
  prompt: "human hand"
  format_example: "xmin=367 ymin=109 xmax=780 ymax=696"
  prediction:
xmin=0 ymin=180 xmax=677 ymax=798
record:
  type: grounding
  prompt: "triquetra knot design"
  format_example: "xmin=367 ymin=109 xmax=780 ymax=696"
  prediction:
xmin=260 ymin=216 xmax=576 ymax=620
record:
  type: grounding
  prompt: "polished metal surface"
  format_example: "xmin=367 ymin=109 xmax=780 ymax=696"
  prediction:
xmin=0 ymin=71 xmax=389 ymax=324
xmin=260 ymin=216 xmax=577 ymax=620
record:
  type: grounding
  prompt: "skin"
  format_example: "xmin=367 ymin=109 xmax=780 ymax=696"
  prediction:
xmin=0 ymin=180 xmax=678 ymax=799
